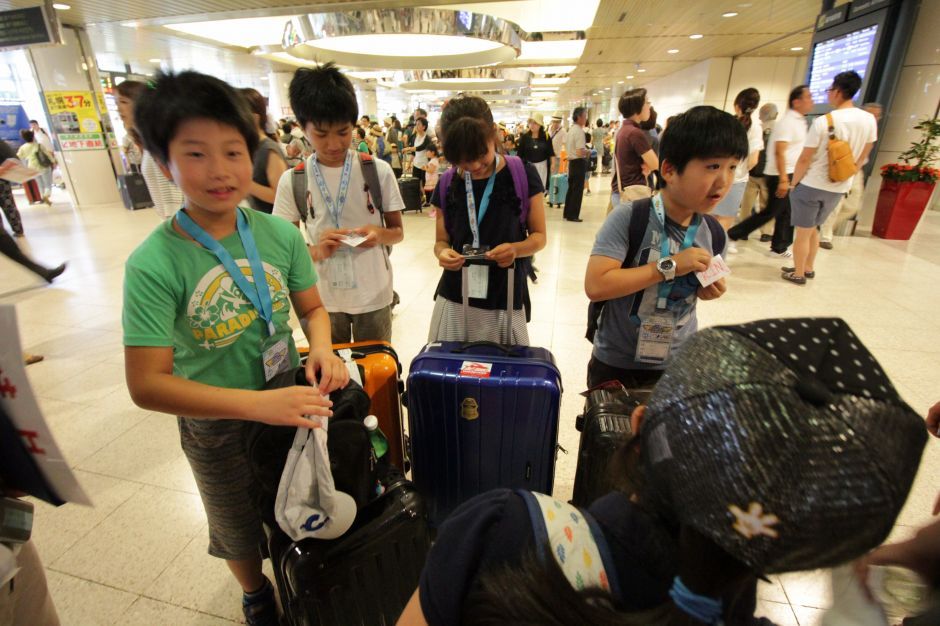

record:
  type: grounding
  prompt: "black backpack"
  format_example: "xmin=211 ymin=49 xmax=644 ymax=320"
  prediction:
xmin=585 ymin=197 xmax=726 ymax=343
xmin=749 ymin=127 xmax=773 ymax=177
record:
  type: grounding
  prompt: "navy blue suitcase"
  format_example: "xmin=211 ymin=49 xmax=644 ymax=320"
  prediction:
xmin=406 ymin=264 xmax=562 ymax=526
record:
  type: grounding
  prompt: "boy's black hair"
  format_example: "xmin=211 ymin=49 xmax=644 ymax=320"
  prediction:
xmin=831 ymin=71 xmax=862 ymax=100
xmin=596 ymin=118 xmax=604 ymax=127
xmin=134 ymin=71 xmax=258 ymax=166
xmin=659 ymin=106 xmax=748 ymax=176
xmin=618 ymin=88 xmax=647 ymax=119
xmin=439 ymin=95 xmax=496 ymax=165
xmin=288 ymin=62 xmax=358 ymax=129
xmin=19 ymin=129 xmax=34 ymax=142
xmin=788 ymin=84 xmax=810 ymax=109
xmin=639 ymin=106 xmax=658 ymax=131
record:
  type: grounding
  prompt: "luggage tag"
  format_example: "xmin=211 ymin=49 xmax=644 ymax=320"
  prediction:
xmin=329 ymin=248 xmax=357 ymax=290
xmin=635 ymin=313 xmax=675 ymax=365
xmin=262 ymin=328 xmax=291 ymax=383
xmin=462 ymin=244 xmax=490 ymax=300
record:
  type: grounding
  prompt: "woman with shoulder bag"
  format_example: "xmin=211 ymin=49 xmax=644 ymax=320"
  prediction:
xmin=17 ymin=129 xmax=55 ymax=204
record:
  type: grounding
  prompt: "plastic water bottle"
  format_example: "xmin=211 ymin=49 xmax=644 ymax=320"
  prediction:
xmin=363 ymin=415 xmax=389 ymax=459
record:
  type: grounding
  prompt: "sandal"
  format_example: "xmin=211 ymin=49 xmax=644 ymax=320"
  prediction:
xmin=781 ymin=271 xmax=806 ymax=285
xmin=24 ymin=353 xmax=44 ymax=365
xmin=781 ymin=267 xmax=815 ymax=279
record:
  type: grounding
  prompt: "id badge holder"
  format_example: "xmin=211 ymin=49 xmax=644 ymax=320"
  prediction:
xmin=635 ymin=312 xmax=676 ymax=365
xmin=468 ymin=264 xmax=489 ymax=299
xmin=261 ymin=324 xmax=291 ymax=382
xmin=330 ymin=248 xmax=357 ymax=290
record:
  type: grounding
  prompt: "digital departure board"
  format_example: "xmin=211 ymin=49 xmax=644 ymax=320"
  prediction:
xmin=808 ymin=24 xmax=879 ymax=104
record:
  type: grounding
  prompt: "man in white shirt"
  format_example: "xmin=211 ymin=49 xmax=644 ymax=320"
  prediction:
xmin=563 ymin=107 xmax=589 ymax=222
xmin=784 ymin=71 xmax=877 ymax=285
xmin=729 ymin=85 xmax=813 ymax=257
xmin=549 ymin=115 xmax=567 ymax=175
xmin=273 ymin=64 xmax=405 ymax=342
xmin=819 ymin=102 xmax=883 ymax=249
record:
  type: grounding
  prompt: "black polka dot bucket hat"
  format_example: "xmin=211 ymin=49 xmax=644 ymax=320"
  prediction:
xmin=639 ymin=318 xmax=927 ymax=574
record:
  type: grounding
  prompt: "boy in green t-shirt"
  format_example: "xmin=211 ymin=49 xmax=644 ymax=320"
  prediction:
xmin=122 ymin=71 xmax=348 ymax=626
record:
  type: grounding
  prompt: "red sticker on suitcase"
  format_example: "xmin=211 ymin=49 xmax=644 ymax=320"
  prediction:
xmin=459 ymin=361 xmax=493 ymax=378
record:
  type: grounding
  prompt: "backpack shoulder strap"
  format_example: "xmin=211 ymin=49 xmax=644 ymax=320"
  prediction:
xmin=358 ymin=152 xmax=384 ymax=216
xmin=625 ymin=198 xmax=653 ymax=268
xmin=503 ymin=155 xmax=531 ymax=225
xmin=438 ymin=166 xmax=457 ymax=231
xmin=826 ymin=113 xmax=837 ymax=139
xmin=292 ymin=159 xmax=309 ymax=223
xmin=701 ymin=213 xmax=726 ymax=255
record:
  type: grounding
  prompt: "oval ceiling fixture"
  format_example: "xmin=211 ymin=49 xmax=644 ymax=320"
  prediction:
xmin=283 ymin=8 xmax=523 ymax=70
xmin=399 ymin=68 xmax=531 ymax=91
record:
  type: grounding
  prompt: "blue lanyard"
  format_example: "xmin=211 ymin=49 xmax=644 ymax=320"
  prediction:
xmin=652 ymin=195 xmax=700 ymax=310
xmin=176 ymin=207 xmax=276 ymax=336
xmin=310 ymin=151 xmax=353 ymax=228
xmin=465 ymin=155 xmax=500 ymax=248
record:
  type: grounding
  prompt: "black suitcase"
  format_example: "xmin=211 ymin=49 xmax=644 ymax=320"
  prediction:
xmin=118 ymin=173 xmax=154 ymax=210
xmin=570 ymin=385 xmax=641 ymax=507
xmin=267 ymin=477 xmax=431 ymax=626
xmin=398 ymin=176 xmax=422 ymax=212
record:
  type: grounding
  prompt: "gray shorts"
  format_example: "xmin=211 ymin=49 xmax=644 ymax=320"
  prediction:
xmin=178 ymin=417 xmax=264 ymax=561
xmin=789 ymin=184 xmax=845 ymax=228
xmin=329 ymin=305 xmax=392 ymax=343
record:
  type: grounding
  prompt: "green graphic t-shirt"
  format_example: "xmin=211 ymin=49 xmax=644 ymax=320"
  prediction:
xmin=123 ymin=207 xmax=317 ymax=392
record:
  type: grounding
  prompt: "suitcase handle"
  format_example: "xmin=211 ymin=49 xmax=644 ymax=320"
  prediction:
xmin=452 ymin=341 xmax=518 ymax=356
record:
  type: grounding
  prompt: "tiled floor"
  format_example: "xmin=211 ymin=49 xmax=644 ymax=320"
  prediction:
xmin=4 ymin=178 xmax=939 ymax=625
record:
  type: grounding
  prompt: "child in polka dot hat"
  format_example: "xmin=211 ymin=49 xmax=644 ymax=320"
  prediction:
xmin=640 ymin=317 xmax=927 ymax=575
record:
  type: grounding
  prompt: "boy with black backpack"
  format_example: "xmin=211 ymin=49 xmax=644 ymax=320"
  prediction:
xmin=272 ymin=63 xmax=405 ymax=343
xmin=584 ymin=106 xmax=748 ymax=389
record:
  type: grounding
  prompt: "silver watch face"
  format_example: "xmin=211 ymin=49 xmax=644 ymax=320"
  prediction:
xmin=659 ymin=258 xmax=676 ymax=271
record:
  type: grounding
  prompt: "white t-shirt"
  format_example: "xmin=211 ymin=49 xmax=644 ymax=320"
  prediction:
xmin=801 ymin=107 xmax=878 ymax=193
xmin=272 ymin=152 xmax=404 ymax=314
xmin=550 ymin=126 xmax=567 ymax=156
xmin=566 ymin=124 xmax=586 ymax=160
xmin=764 ymin=108 xmax=808 ymax=176
xmin=735 ymin=117 xmax=764 ymax=183
xmin=412 ymin=133 xmax=429 ymax=169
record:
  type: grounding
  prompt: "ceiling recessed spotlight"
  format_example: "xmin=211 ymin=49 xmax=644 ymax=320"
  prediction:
xmin=52 ymin=2 xmax=71 ymax=9
xmin=689 ymin=34 xmax=704 ymax=39
xmin=148 ymin=58 xmax=161 ymax=63
xmin=626 ymin=75 xmax=634 ymax=79
xmin=638 ymin=68 xmax=647 ymax=73
xmin=722 ymin=11 xmax=738 ymax=17
xmin=667 ymin=49 xmax=679 ymax=54
xmin=618 ymin=80 xmax=624 ymax=83
xmin=121 ymin=21 xmax=139 ymax=28
xmin=790 ymin=46 xmax=804 ymax=51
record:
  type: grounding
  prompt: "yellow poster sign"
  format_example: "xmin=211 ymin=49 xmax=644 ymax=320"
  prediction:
xmin=44 ymin=90 xmax=105 ymax=151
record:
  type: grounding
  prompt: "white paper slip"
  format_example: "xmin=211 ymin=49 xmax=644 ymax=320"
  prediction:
xmin=696 ymin=254 xmax=731 ymax=287
xmin=0 ymin=160 xmax=41 ymax=184
xmin=339 ymin=234 xmax=367 ymax=247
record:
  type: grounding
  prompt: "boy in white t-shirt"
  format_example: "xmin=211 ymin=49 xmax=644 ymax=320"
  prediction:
xmin=272 ymin=63 xmax=405 ymax=342
xmin=785 ymin=71 xmax=877 ymax=285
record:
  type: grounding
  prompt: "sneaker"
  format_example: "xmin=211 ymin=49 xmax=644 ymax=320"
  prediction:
xmin=242 ymin=578 xmax=279 ymax=626
xmin=759 ymin=234 xmax=772 ymax=242
xmin=781 ymin=266 xmax=815 ymax=279
xmin=819 ymin=241 xmax=834 ymax=250
xmin=768 ymin=249 xmax=792 ymax=258
xmin=781 ymin=271 xmax=806 ymax=285
xmin=727 ymin=242 xmax=739 ymax=254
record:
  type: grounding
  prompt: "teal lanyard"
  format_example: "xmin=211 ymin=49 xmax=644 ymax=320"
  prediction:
xmin=176 ymin=208 xmax=276 ymax=336
xmin=310 ymin=150 xmax=353 ymax=228
xmin=652 ymin=195 xmax=700 ymax=311
xmin=464 ymin=155 xmax=500 ymax=248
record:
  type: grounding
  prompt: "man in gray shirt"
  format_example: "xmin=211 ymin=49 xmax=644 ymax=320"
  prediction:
xmin=563 ymin=107 xmax=589 ymax=222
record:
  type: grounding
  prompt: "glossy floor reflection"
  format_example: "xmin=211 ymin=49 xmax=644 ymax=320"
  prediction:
xmin=4 ymin=179 xmax=939 ymax=625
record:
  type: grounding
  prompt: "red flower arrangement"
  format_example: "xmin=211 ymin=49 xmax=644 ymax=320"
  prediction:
xmin=880 ymin=163 xmax=939 ymax=184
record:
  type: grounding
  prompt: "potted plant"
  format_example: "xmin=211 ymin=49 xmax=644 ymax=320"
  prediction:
xmin=872 ymin=116 xmax=940 ymax=240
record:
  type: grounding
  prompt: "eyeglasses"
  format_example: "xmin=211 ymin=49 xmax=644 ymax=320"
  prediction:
xmin=826 ymin=87 xmax=836 ymax=93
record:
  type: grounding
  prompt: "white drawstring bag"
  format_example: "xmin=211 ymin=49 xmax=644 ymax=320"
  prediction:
xmin=274 ymin=414 xmax=357 ymax=541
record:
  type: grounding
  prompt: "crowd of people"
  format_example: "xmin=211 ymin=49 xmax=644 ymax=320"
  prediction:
xmin=6 ymin=60 xmax=939 ymax=626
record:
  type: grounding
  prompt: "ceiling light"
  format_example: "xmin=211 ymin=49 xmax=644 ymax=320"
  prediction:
xmin=454 ymin=0 xmax=600 ymax=32
xmin=52 ymin=3 xmax=70 ymax=9
xmin=148 ymin=58 xmax=161 ymax=63
xmin=517 ymin=40 xmax=587 ymax=62
xmin=618 ymin=80 xmax=624 ymax=83
xmin=790 ymin=46 xmax=804 ymax=51
xmin=399 ymin=68 xmax=531 ymax=91
xmin=283 ymin=9 xmax=522 ymax=70
xmin=637 ymin=68 xmax=647 ymax=73
xmin=722 ymin=12 xmax=738 ymax=17
xmin=626 ymin=75 xmax=634 ymax=79
xmin=689 ymin=34 xmax=703 ymax=39
xmin=667 ymin=49 xmax=679 ymax=54
xmin=167 ymin=16 xmax=300 ymax=48
xmin=531 ymin=77 xmax=569 ymax=86
xmin=121 ymin=21 xmax=139 ymax=28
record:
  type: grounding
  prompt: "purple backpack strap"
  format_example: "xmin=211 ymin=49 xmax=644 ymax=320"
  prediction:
xmin=503 ymin=155 xmax=530 ymax=225
xmin=438 ymin=166 xmax=456 ymax=232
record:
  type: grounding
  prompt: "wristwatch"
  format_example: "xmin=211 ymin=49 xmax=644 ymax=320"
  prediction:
xmin=656 ymin=256 xmax=677 ymax=282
